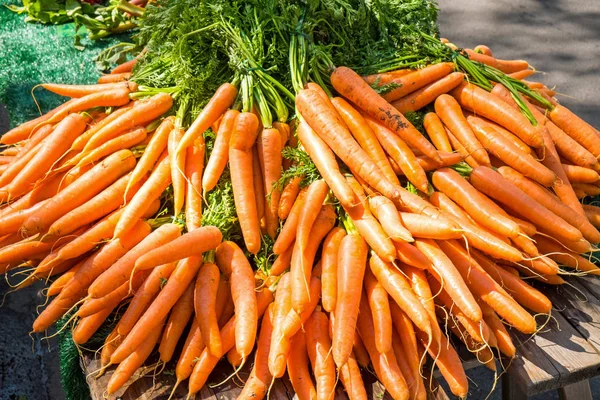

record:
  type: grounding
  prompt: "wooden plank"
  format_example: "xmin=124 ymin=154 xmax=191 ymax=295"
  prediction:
xmin=577 ymin=276 xmax=600 ymax=303
xmin=545 ymin=277 xmax=600 ymax=353
xmin=501 ymin=374 xmax=528 ymax=400
xmin=506 ymin=286 xmax=600 ymax=396
xmin=557 ymin=380 xmax=593 ymax=400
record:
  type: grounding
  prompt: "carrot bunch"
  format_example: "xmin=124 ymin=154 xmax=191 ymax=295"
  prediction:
xmin=2 ymin=23 xmax=600 ymax=400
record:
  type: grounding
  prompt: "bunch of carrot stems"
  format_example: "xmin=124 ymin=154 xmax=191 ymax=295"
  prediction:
xmin=2 ymin=33 xmax=600 ymax=400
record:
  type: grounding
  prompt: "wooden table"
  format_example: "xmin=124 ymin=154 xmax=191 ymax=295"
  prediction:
xmin=84 ymin=276 xmax=600 ymax=400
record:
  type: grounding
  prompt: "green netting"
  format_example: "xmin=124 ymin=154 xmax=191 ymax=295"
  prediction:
xmin=0 ymin=0 xmax=127 ymax=130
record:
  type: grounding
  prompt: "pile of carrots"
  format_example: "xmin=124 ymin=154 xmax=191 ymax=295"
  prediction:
xmin=1 ymin=39 xmax=600 ymax=400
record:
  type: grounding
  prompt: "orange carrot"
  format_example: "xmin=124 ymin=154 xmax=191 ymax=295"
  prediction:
xmin=321 ymin=227 xmax=346 ymax=313
xmin=364 ymin=267 xmax=392 ymax=354
xmin=306 ymin=310 xmax=337 ymax=400
xmin=382 ymin=62 xmax=455 ymax=102
xmin=98 ymin=72 xmax=130 ymax=83
xmin=296 ymin=121 xmax=358 ymax=207
xmin=287 ymin=332 xmax=317 ymax=400
xmin=195 ymin=262 xmax=222 ymax=356
xmin=268 ymin=273 xmax=293 ymax=378
xmin=278 ymin=176 xmax=302 ymax=220
xmin=257 ymin=128 xmax=283 ymax=238
xmin=399 ymin=212 xmax=461 ymax=240
xmin=202 ymin=110 xmax=239 ymax=194
xmin=369 ymin=195 xmax=414 ymax=243
xmin=184 ymin=137 xmax=205 ymax=231
xmin=158 ymin=282 xmax=195 ymax=363
xmin=41 ymin=82 xmax=137 ymax=98
xmin=424 ymin=112 xmax=453 ymax=152
xmin=134 ymin=226 xmax=222 ymax=270
xmin=392 ymin=72 xmax=465 ymax=114
xmin=229 ymin=112 xmax=261 ymax=254
xmin=464 ymin=49 xmax=529 ymax=73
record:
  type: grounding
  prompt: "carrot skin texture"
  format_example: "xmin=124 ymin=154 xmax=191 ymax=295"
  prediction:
xmin=382 ymin=62 xmax=455 ymax=102
xmin=333 ymin=234 xmax=368 ymax=367
xmin=287 ymin=331 xmax=317 ymax=400
xmin=306 ymin=311 xmax=337 ymax=400
xmin=331 ymin=66 xmax=440 ymax=163
xmin=320 ymin=227 xmax=346 ymax=313
xmin=392 ymin=72 xmax=465 ymax=114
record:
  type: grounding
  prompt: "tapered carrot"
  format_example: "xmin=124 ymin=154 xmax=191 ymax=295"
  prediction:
xmin=88 ymin=223 xmax=181 ymax=298
xmin=479 ymin=300 xmax=516 ymax=358
xmin=106 ymin=318 xmax=164 ymax=395
xmin=399 ymin=212 xmax=461 ymax=240
xmin=391 ymin=329 xmax=426 ymax=400
xmin=357 ymin=297 xmax=410 ymax=400
xmin=424 ymin=112 xmax=453 ymax=152
xmin=330 ymin=66 xmax=440 ymax=163
xmin=415 ymin=238 xmax=482 ymax=322
xmin=46 ymin=173 xmax=138 ymax=238
xmin=534 ymin=236 xmax=600 ymax=275
xmin=306 ymin=310 xmax=336 ymax=400
xmin=176 ymin=83 xmax=238 ymax=158
xmin=114 ymin=157 xmax=172 ymax=239
xmin=467 ymin=114 xmax=555 ymax=186
xmin=392 ymin=72 xmax=465 ymax=114
xmin=166 ymin=126 xmax=186 ymax=216
xmin=498 ymin=166 xmax=600 ymax=243
xmin=202 ymin=110 xmax=239 ymax=194
xmin=365 ymin=115 xmax=429 ymax=192
xmin=470 ymin=166 xmax=584 ymax=243
xmin=584 ymin=204 xmax=600 ymax=228
xmin=473 ymin=45 xmax=493 ymax=56
xmin=111 ymin=58 xmax=138 ymax=74
xmin=549 ymin=104 xmax=600 ymax=158
xmin=134 ymin=226 xmax=221 ymax=270
xmin=363 ymin=68 xmax=412 ymax=85
xmin=98 ymin=72 xmax=130 ymax=83
xmin=364 ymin=268 xmax=392 ymax=354
xmin=215 ymin=241 xmax=258 ymax=362
xmin=297 ymin=179 xmax=329 ymax=259
xmin=0 ymin=199 xmax=49 ymax=237
xmin=1 ymin=100 xmax=77 ymax=145
xmin=369 ymin=253 xmax=433 ymax=341
xmin=268 ymin=273 xmax=293 ymax=378
xmin=332 ymin=97 xmax=399 ymax=185
xmin=45 ymin=260 xmax=84 ymax=297
xmin=22 ymin=150 xmax=136 ymax=235
xmin=187 ymin=289 xmax=273 ymax=396
xmin=158 ymin=282 xmax=195 ymax=363
xmin=435 ymin=94 xmax=490 ymax=166
xmin=432 ymin=167 xmax=521 ymax=238
xmin=237 ymin=305 xmax=275 ymax=397
xmin=79 ymin=126 xmax=147 ymax=169
xmin=280 ymin=263 xmax=323 ymax=340
xmin=110 ymin=255 xmax=202 ymax=364
xmin=369 ymin=195 xmax=414 ymax=242
xmin=257 ymin=128 xmax=283 ymax=238
xmin=464 ymin=49 xmax=529 ymax=73
xmin=439 ymin=240 xmax=537 ymax=334
xmin=321 ymin=227 xmax=346 ymax=313
xmin=82 ymin=93 xmax=172 ymax=153
xmin=278 ymin=176 xmax=302 ymax=220
xmin=41 ymin=82 xmax=137 ymax=98
xmin=344 ymin=177 xmax=396 ymax=262
xmin=382 ymin=62 xmax=455 ymax=102
xmin=562 ymin=164 xmax=600 ymax=183
xmin=270 ymin=242 xmax=294 ymax=276
xmin=229 ymin=112 xmax=261 ymax=254
xmin=287 ymin=331 xmax=317 ymax=400
xmin=3 ymin=114 xmax=86 ymax=199
xmin=296 ymin=88 xmax=403 ymax=200
xmin=479 ymin=116 xmax=532 ymax=154
xmin=332 ymin=232 xmax=368 ymax=367
xmin=451 ymin=82 xmax=544 ymax=148
xmin=73 ymin=306 xmax=115 ymax=345
xmin=291 ymin=205 xmax=336 ymax=314
xmin=296 ymin=121 xmax=358 ymax=207
xmin=116 ymin=261 xmax=178 ymax=336
xmin=195 ymin=262 xmax=222 ymax=356
xmin=71 ymin=103 xmax=135 ymax=151
xmin=182 ymin=137 xmax=204 ymax=230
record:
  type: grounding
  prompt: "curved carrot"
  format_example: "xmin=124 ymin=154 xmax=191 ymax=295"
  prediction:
xmin=424 ymin=112 xmax=453 ymax=152
xmin=330 ymin=66 xmax=440 ymax=163
xmin=111 ymin=58 xmax=138 ymax=74
xmin=464 ymin=49 xmax=529 ymax=73
xmin=98 ymin=72 xmax=130 ymax=83
xmin=368 ymin=195 xmax=414 ymax=242
xmin=435 ymin=94 xmax=490 ymax=166
xmin=268 ymin=273 xmax=293 ymax=378
xmin=296 ymin=87 xmax=402 ymax=201
xmin=287 ymin=331 xmax=317 ymax=400
xmin=278 ymin=176 xmax=302 ymax=220
xmin=273 ymin=189 xmax=307 ymax=255
xmin=269 ymin=242 xmax=294 ymax=276
xmin=306 ymin=310 xmax=336 ymax=400
xmin=296 ymin=121 xmax=357 ymax=207
xmin=392 ymin=72 xmax=465 ymax=114
xmin=296 ymin=179 xmax=329 ymax=263
xmin=364 ymin=267 xmax=392 ymax=354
